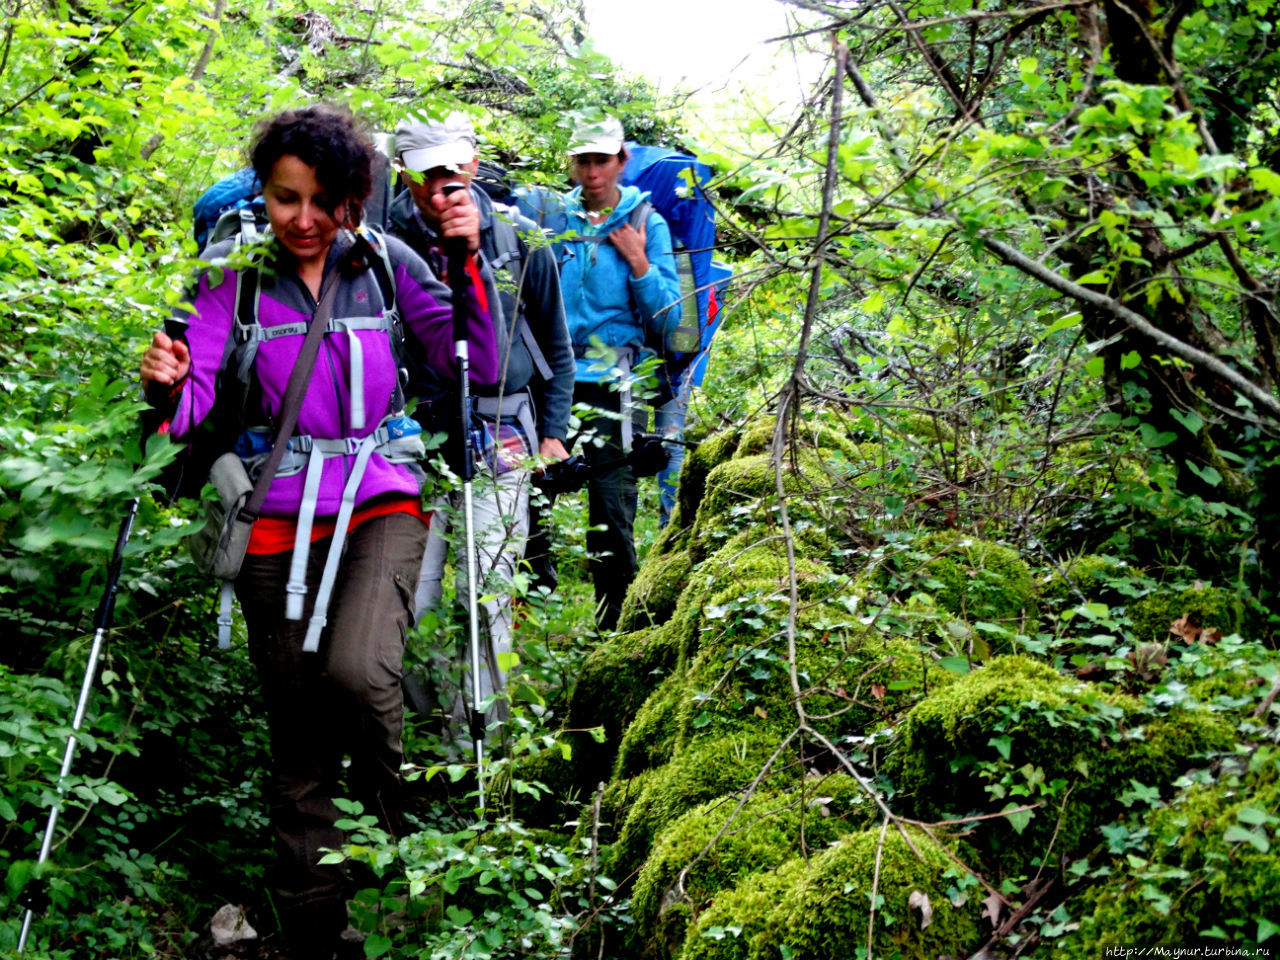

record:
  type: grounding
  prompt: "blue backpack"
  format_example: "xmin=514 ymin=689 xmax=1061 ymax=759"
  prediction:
xmin=516 ymin=143 xmax=731 ymax=401
xmin=192 ymin=168 xmax=262 ymax=250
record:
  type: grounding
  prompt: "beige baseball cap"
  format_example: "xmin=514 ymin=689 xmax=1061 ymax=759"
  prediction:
xmin=394 ymin=112 xmax=477 ymax=173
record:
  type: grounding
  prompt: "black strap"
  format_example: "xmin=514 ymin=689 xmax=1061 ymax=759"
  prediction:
xmin=239 ymin=273 xmax=341 ymax=522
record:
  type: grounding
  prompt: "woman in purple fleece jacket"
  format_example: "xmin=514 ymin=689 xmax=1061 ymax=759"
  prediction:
xmin=141 ymin=106 xmax=496 ymax=957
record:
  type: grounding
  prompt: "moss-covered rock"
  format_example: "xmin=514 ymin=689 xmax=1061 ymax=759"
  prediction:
xmin=669 ymin=429 xmax=746 ymax=546
xmin=674 ymin=622 xmax=945 ymax=752
xmin=611 ymin=731 xmax=801 ymax=878
xmin=1128 ymin=582 xmax=1246 ymax=643
xmin=619 ymin=548 xmax=694 ymax=633
xmin=885 ymin=656 xmax=1232 ymax=873
xmin=690 ymin=453 xmax=830 ymax=562
xmin=632 ymin=775 xmax=877 ymax=956
xmin=751 ymin=826 xmax=983 ymax=960
xmin=1038 ymin=553 xmax=1140 ymax=606
xmin=566 ymin=624 xmax=681 ymax=750
xmin=680 ymin=858 xmax=808 ymax=960
xmin=614 ymin=671 xmax=690 ymax=779
xmin=732 ymin=417 xmax=861 ymax=462
xmin=867 ymin=530 xmax=1037 ymax=650
xmin=1060 ymin=754 xmax=1280 ymax=954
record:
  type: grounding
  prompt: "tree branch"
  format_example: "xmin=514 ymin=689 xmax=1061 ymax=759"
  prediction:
xmin=978 ymin=233 xmax=1280 ymax=418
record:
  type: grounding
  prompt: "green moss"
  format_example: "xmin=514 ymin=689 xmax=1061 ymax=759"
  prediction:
xmin=690 ymin=453 xmax=829 ymax=561
xmin=732 ymin=417 xmax=861 ymax=462
xmin=1039 ymin=554 xmax=1138 ymax=605
xmin=752 ymin=826 xmax=982 ymax=960
xmin=874 ymin=531 xmax=1036 ymax=649
xmin=896 ymin=411 xmax=956 ymax=445
xmin=1128 ymin=582 xmax=1246 ymax=643
xmin=885 ymin=656 xmax=1232 ymax=874
xmin=612 ymin=731 xmax=800 ymax=878
xmin=619 ymin=548 xmax=694 ymax=633
xmin=614 ymin=672 xmax=690 ymax=779
xmin=680 ymin=858 xmax=809 ymax=960
xmin=565 ymin=624 xmax=681 ymax=769
xmin=632 ymin=775 xmax=876 ymax=954
xmin=674 ymin=620 xmax=946 ymax=752
xmin=1062 ymin=754 xmax=1280 ymax=953
xmin=676 ymin=429 xmax=745 ymax=528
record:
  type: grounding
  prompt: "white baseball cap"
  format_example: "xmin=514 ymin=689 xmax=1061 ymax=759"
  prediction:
xmin=568 ymin=116 xmax=625 ymax=156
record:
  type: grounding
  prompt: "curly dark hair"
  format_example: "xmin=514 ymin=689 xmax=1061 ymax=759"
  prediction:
xmin=249 ymin=105 xmax=374 ymax=225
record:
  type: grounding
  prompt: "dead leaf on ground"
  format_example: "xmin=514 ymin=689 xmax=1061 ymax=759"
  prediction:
xmin=871 ymin=683 xmax=887 ymax=701
xmin=982 ymin=891 xmax=1003 ymax=929
xmin=1169 ymin=614 xmax=1201 ymax=643
xmin=908 ymin=889 xmax=933 ymax=930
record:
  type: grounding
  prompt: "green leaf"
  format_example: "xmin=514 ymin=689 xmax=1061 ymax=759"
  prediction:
xmin=1183 ymin=460 xmax=1223 ymax=487
xmin=1002 ymin=802 xmax=1033 ymax=835
xmin=364 ymin=933 xmax=393 ymax=957
xmin=1223 ymin=825 xmax=1270 ymax=853
xmin=938 ymin=657 xmax=971 ymax=675
xmin=1259 ymin=918 xmax=1280 ymax=943
xmin=1169 ymin=408 xmax=1203 ymax=434
xmin=1139 ymin=423 xmax=1177 ymax=448
xmin=989 ymin=735 xmax=1013 ymax=761
xmin=1044 ymin=312 xmax=1081 ymax=335
xmin=1120 ymin=350 xmax=1141 ymax=370
xmin=1238 ymin=806 xmax=1274 ymax=826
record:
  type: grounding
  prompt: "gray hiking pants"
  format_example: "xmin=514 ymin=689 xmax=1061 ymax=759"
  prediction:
xmin=414 ymin=465 xmax=531 ymax=750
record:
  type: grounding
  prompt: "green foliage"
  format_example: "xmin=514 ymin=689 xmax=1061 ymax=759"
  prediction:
xmin=1062 ymin=749 xmax=1280 ymax=952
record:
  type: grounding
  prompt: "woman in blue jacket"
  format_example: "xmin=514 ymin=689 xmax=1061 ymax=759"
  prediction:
xmin=559 ymin=115 xmax=682 ymax=629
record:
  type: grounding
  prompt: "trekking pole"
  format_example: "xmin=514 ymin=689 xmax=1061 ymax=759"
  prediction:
xmin=442 ymin=182 xmax=486 ymax=814
xmin=17 ymin=497 xmax=139 ymax=954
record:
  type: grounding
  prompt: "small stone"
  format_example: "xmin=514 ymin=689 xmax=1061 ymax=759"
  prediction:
xmin=210 ymin=903 xmax=257 ymax=947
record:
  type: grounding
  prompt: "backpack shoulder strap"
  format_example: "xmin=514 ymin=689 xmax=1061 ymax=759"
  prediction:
xmin=629 ymin=200 xmax=654 ymax=231
xmin=487 ymin=208 xmax=555 ymax=383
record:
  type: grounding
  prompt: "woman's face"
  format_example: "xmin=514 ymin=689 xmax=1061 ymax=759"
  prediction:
xmin=572 ymin=152 xmax=625 ymax=207
xmin=263 ymin=154 xmax=347 ymax=267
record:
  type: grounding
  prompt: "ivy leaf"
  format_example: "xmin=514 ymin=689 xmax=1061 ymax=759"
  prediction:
xmin=1183 ymin=460 xmax=1222 ymax=487
xmin=1139 ymin=423 xmax=1177 ymax=448
xmin=1259 ymin=918 xmax=1280 ymax=943
xmin=1223 ymin=825 xmax=1270 ymax=853
xmin=1169 ymin=408 xmax=1204 ymax=434
xmin=363 ymin=933 xmax=393 ymax=957
xmin=1002 ymin=802 xmax=1033 ymax=835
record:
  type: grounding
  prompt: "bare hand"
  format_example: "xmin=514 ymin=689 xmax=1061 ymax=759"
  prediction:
xmin=540 ymin=436 xmax=570 ymax=462
xmin=140 ymin=331 xmax=190 ymax=386
xmin=608 ymin=221 xmax=649 ymax=278
xmin=433 ymin=185 xmax=481 ymax=253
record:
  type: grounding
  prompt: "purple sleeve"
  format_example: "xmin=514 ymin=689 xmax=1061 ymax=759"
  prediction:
xmin=168 ymin=270 xmax=238 ymax=441
xmin=389 ymin=239 xmax=498 ymax=387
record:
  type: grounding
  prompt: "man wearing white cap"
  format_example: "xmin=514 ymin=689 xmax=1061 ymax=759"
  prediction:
xmin=389 ymin=111 xmax=573 ymax=753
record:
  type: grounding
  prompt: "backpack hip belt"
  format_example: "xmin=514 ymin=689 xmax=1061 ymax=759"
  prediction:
xmin=275 ymin=412 xmax=426 ymax=653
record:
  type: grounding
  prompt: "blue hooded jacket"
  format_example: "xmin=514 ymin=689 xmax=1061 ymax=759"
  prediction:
xmin=559 ymin=183 xmax=682 ymax=383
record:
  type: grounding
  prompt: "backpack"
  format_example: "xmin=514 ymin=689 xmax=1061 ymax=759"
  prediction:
xmin=514 ymin=144 xmax=731 ymax=401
